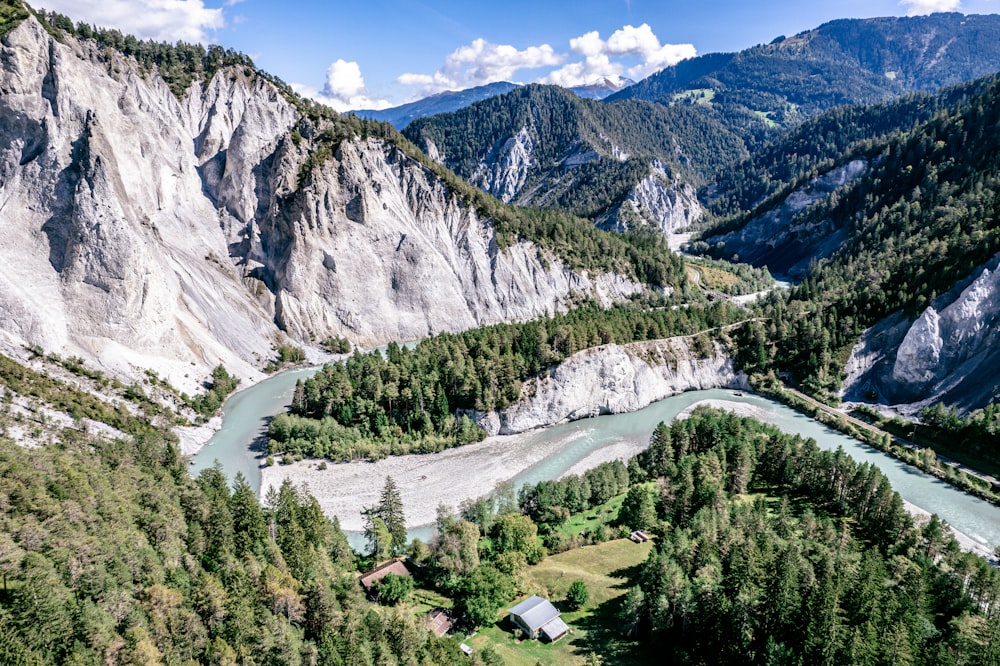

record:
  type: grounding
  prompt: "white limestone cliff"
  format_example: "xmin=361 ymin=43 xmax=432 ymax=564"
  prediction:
xmin=470 ymin=126 xmax=535 ymax=202
xmin=598 ymin=160 xmax=703 ymax=235
xmin=0 ymin=16 xmax=641 ymax=393
xmin=844 ymin=259 xmax=1000 ymax=413
xmin=475 ymin=337 xmax=748 ymax=435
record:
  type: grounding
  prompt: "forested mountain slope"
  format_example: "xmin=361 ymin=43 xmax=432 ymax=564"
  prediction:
xmin=700 ymin=73 xmax=1000 ymax=412
xmin=0 ymin=346 xmax=479 ymax=664
xmin=404 ymin=14 xmax=1000 ymax=242
xmin=404 ymin=84 xmax=747 ymax=234
xmin=611 ymin=13 xmax=1000 ymax=140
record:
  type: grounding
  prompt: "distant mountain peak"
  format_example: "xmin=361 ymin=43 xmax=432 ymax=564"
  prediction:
xmin=351 ymin=81 xmax=519 ymax=129
xmin=569 ymin=77 xmax=635 ymax=100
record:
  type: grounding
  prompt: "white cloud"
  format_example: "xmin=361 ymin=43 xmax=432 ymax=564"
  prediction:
xmin=32 ymin=0 xmax=225 ymax=43
xmin=398 ymin=38 xmax=563 ymax=96
xmin=294 ymin=59 xmax=391 ymax=112
xmin=899 ymin=0 xmax=963 ymax=14
xmin=541 ymin=24 xmax=696 ymax=88
xmin=325 ymin=59 xmax=366 ymax=100
xmin=539 ymin=54 xmax=622 ymax=88
xmin=570 ymin=31 xmax=606 ymax=58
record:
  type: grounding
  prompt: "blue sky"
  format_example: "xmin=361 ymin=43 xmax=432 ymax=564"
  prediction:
xmin=30 ymin=0 xmax=1000 ymax=110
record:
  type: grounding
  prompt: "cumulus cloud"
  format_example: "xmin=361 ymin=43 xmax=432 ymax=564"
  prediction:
xmin=539 ymin=24 xmax=696 ymax=88
xmin=398 ymin=38 xmax=563 ymax=96
xmin=32 ymin=0 xmax=225 ymax=43
xmin=293 ymin=59 xmax=390 ymax=112
xmin=899 ymin=0 xmax=962 ymax=14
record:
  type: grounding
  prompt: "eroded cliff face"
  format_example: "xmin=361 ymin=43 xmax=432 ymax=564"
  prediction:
xmin=597 ymin=160 xmax=703 ymax=236
xmin=707 ymin=159 xmax=868 ymax=275
xmin=475 ymin=337 xmax=748 ymax=435
xmin=843 ymin=255 xmax=1000 ymax=413
xmin=0 ymin=18 xmax=294 ymax=391
xmin=469 ymin=126 xmax=535 ymax=203
xmin=0 ymin=17 xmax=640 ymax=391
xmin=248 ymin=137 xmax=642 ymax=347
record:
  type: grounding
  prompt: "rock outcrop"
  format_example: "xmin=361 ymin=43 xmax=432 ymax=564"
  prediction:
xmin=843 ymin=254 xmax=1000 ymax=413
xmin=252 ymin=137 xmax=642 ymax=347
xmin=597 ymin=160 xmax=703 ymax=236
xmin=475 ymin=337 xmax=748 ymax=435
xmin=0 ymin=16 xmax=641 ymax=392
xmin=469 ymin=126 xmax=535 ymax=203
xmin=707 ymin=159 xmax=868 ymax=276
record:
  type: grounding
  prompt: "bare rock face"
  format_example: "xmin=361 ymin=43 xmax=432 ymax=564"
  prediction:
xmin=469 ymin=126 xmax=535 ymax=203
xmin=250 ymin=138 xmax=642 ymax=347
xmin=0 ymin=17 xmax=641 ymax=391
xmin=843 ymin=257 xmax=1000 ymax=413
xmin=0 ymin=18 xmax=290 ymax=391
xmin=598 ymin=160 xmax=703 ymax=236
xmin=891 ymin=307 xmax=943 ymax=385
xmin=475 ymin=337 xmax=748 ymax=435
xmin=708 ymin=159 xmax=868 ymax=276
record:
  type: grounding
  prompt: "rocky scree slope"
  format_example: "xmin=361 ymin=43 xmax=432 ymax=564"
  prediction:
xmin=843 ymin=255 xmax=1000 ymax=414
xmin=0 ymin=16 xmax=641 ymax=393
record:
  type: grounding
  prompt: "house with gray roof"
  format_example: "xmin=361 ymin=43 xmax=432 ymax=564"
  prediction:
xmin=507 ymin=595 xmax=569 ymax=642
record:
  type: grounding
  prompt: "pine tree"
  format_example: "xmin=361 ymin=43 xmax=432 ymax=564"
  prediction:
xmin=378 ymin=476 xmax=407 ymax=555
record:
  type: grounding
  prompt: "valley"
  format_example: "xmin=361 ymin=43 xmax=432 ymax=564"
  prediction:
xmin=3 ymin=1 xmax=1000 ymax=663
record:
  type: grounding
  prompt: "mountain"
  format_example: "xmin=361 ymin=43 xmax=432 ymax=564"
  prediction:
xmin=697 ymin=73 xmax=1000 ymax=411
xmin=403 ymin=84 xmax=748 ymax=235
xmin=610 ymin=13 xmax=1000 ymax=137
xmin=568 ymin=76 xmax=634 ymax=100
xmin=351 ymin=81 xmax=519 ymax=128
xmin=0 ymin=11 xmax=669 ymax=393
xmin=351 ymin=78 xmax=632 ymax=129
xmin=402 ymin=14 xmax=1000 ymax=243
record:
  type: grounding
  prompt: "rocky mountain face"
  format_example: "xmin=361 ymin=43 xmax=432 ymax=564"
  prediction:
xmin=404 ymin=85 xmax=740 ymax=236
xmin=0 ymin=16 xmax=639 ymax=392
xmin=596 ymin=160 xmax=703 ymax=237
xmin=705 ymin=159 xmax=868 ymax=276
xmin=474 ymin=337 xmax=748 ymax=435
xmin=844 ymin=256 xmax=1000 ymax=414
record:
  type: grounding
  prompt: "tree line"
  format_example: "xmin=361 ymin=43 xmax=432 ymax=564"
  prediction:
xmin=0 ymin=429 xmax=488 ymax=665
xmin=267 ymin=301 xmax=743 ymax=461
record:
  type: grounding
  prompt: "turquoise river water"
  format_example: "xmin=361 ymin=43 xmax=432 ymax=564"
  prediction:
xmin=191 ymin=367 xmax=1000 ymax=554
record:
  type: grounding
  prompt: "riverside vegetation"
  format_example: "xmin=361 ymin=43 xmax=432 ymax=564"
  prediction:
xmin=266 ymin=301 xmax=744 ymax=462
xmin=353 ymin=409 xmax=1000 ymax=664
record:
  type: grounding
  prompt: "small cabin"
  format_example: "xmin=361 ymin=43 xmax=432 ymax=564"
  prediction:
xmin=507 ymin=595 xmax=569 ymax=642
xmin=630 ymin=530 xmax=651 ymax=543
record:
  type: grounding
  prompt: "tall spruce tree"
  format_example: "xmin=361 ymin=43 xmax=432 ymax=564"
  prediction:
xmin=378 ymin=476 xmax=407 ymax=555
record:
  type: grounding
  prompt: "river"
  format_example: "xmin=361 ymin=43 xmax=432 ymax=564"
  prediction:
xmin=192 ymin=368 xmax=1000 ymax=556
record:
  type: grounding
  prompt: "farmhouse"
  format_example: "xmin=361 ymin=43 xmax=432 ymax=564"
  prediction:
xmin=507 ymin=595 xmax=569 ymax=642
xmin=359 ymin=558 xmax=410 ymax=594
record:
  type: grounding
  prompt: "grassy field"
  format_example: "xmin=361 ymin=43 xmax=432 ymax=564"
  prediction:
xmin=672 ymin=88 xmax=716 ymax=106
xmin=557 ymin=493 xmax=626 ymax=539
xmin=467 ymin=539 xmax=655 ymax=665
xmin=688 ymin=262 xmax=741 ymax=291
